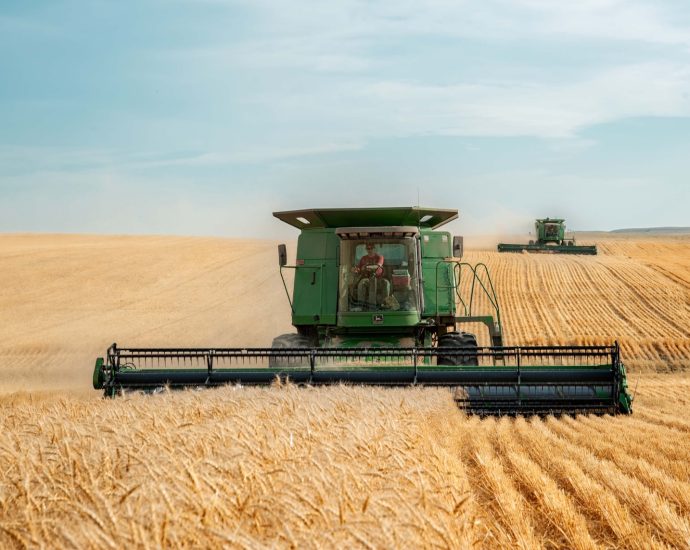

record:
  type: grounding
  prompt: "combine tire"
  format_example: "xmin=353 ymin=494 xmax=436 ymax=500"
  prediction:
xmin=269 ymin=333 xmax=311 ymax=367
xmin=437 ymin=332 xmax=478 ymax=366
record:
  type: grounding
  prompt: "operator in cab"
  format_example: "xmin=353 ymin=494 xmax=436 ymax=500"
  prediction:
xmin=353 ymin=243 xmax=384 ymax=277
xmin=352 ymin=243 xmax=388 ymax=308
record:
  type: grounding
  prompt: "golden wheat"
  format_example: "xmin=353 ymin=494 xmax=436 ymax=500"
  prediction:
xmin=463 ymin=235 xmax=690 ymax=370
xmin=1 ymin=232 xmax=689 ymax=548
xmin=1 ymin=380 xmax=690 ymax=548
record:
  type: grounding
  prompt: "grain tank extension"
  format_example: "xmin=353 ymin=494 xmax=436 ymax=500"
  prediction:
xmin=93 ymin=207 xmax=629 ymax=415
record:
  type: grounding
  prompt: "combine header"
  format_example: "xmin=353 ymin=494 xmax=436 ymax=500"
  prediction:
xmin=93 ymin=207 xmax=630 ymax=415
xmin=498 ymin=218 xmax=597 ymax=255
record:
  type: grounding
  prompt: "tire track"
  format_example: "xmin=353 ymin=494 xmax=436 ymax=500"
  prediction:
xmin=512 ymin=417 xmax=664 ymax=550
xmin=574 ymin=415 xmax=690 ymax=472
xmin=491 ymin=418 xmax=599 ymax=550
xmin=598 ymin=263 xmax=688 ymax=338
xmin=555 ymin=416 xmax=690 ymax=513
xmin=538 ymin=418 xmax=690 ymax=549
xmin=461 ymin=417 xmax=544 ymax=549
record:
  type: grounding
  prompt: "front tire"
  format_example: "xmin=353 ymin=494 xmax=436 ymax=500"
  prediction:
xmin=437 ymin=332 xmax=478 ymax=366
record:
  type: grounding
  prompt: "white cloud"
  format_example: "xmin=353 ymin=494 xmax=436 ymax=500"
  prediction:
xmin=233 ymin=0 xmax=690 ymax=48
xmin=507 ymin=0 xmax=690 ymax=46
xmin=173 ymin=0 xmax=689 ymax=81
xmin=4 ymin=59 xmax=687 ymax=172
xmin=0 ymin=140 xmax=365 ymax=175
xmin=256 ymin=61 xmax=690 ymax=141
xmin=168 ymin=0 xmax=690 ymax=152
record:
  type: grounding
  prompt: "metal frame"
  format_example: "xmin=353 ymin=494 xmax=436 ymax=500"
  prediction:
xmin=433 ymin=261 xmax=504 ymax=346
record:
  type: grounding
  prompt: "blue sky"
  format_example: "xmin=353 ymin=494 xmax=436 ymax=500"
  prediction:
xmin=1 ymin=0 xmax=689 ymax=238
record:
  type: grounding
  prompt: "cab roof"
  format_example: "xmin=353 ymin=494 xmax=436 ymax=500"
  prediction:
xmin=273 ymin=207 xmax=458 ymax=230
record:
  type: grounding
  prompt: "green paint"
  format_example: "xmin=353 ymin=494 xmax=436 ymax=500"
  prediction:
xmin=92 ymin=357 xmax=104 ymax=389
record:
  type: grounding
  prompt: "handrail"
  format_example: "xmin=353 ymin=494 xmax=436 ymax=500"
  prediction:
xmin=433 ymin=261 xmax=502 ymax=327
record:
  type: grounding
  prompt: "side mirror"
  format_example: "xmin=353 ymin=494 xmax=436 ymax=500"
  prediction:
xmin=452 ymin=236 xmax=463 ymax=258
xmin=278 ymin=244 xmax=287 ymax=267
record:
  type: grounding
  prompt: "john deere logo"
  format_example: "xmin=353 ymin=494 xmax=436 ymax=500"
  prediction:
xmin=372 ymin=314 xmax=384 ymax=325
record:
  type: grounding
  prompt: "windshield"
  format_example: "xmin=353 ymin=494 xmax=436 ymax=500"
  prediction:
xmin=338 ymin=237 xmax=419 ymax=313
xmin=544 ymin=223 xmax=560 ymax=238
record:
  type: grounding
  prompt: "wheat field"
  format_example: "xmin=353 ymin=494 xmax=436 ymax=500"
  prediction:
xmin=1 ymin=232 xmax=689 ymax=548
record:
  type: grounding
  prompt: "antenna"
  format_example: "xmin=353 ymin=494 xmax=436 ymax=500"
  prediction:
xmin=417 ymin=187 xmax=420 ymax=227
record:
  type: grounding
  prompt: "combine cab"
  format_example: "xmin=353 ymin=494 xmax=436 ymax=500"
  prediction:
xmin=498 ymin=218 xmax=597 ymax=255
xmin=93 ymin=207 xmax=630 ymax=415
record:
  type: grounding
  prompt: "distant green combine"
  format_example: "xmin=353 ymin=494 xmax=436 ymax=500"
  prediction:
xmin=498 ymin=218 xmax=597 ymax=255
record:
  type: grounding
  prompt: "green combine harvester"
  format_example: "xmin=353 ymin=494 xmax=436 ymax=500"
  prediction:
xmin=498 ymin=218 xmax=597 ymax=255
xmin=93 ymin=207 xmax=630 ymax=415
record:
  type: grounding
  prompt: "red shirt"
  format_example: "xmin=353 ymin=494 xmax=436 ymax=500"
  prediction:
xmin=358 ymin=253 xmax=384 ymax=277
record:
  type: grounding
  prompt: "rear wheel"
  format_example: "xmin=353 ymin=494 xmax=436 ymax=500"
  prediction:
xmin=269 ymin=333 xmax=311 ymax=367
xmin=437 ymin=332 xmax=478 ymax=366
